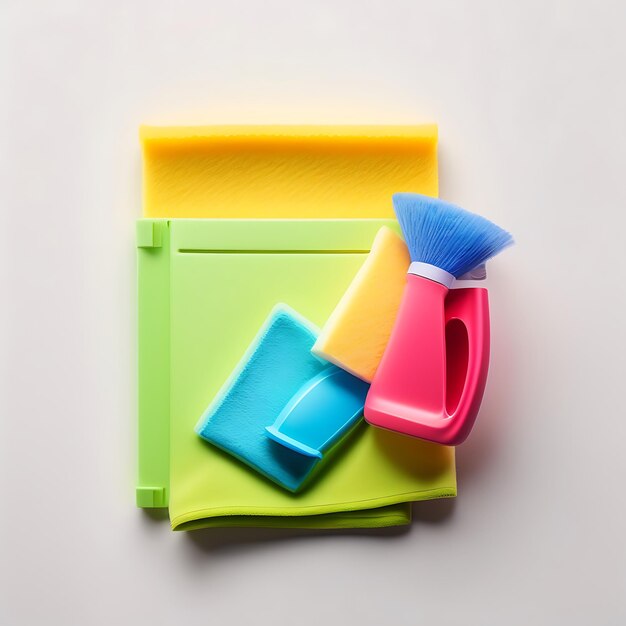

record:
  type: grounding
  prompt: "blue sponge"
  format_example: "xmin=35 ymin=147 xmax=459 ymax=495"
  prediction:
xmin=195 ymin=304 xmax=329 ymax=492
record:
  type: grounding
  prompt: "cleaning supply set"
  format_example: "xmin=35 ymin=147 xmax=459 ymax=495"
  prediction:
xmin=136 ymin=125 xmax=512 ymax=531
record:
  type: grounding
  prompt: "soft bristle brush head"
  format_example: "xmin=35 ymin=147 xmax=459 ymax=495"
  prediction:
xmin=393 ymin=193 xmax=514 ymax=278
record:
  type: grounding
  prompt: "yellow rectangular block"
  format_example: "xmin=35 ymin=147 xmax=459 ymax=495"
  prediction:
xmin=312 ymin=226 xmax=411 ymax=382
xmin=140 ymin=125 xmax=438 ymax=218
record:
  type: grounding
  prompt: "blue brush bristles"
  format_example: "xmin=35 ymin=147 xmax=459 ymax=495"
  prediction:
xmin=393 ymin=193 xmax=513 ymax=278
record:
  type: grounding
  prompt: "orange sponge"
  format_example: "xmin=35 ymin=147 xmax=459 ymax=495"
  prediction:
xmin=312 ymin=226 xmax=410 ymax=382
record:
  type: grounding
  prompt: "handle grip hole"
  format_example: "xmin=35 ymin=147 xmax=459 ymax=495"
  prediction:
xmin=445 ymin=318 xmax=469 ymax=415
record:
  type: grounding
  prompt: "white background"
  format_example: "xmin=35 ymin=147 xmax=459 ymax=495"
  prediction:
xmin=2 ymin=1 xmax=625 ymax=624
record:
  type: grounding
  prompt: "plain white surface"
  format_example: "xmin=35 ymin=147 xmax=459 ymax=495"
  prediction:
xmin=2 ymin=1 xmax=626 ymax=624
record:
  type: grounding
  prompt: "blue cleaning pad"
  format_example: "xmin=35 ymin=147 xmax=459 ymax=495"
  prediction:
xmin=393 ymin=193 xmax=513 ymax=277
xmin=195 ymin=304 xmax=329 ymax=492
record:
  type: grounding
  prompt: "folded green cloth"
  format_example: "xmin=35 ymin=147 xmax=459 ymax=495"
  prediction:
xmin=159 ymin=220 xmax=456 ymax=530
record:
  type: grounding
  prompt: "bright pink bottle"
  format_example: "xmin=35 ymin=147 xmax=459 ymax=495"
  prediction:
xmin=364 ymin=276 xmax=490 ymax=446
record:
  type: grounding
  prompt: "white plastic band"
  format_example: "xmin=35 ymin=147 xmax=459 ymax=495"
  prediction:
xmin=408 ymin=261 xmax=456 ymax=288
xmin=450 ymin=280 xmax=488 ymax=290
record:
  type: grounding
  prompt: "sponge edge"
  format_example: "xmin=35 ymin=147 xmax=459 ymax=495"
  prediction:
xmin=312 ymin=227 xmax=410 ymax=382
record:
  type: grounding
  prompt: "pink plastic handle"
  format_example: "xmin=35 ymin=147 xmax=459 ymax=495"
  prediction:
xmin=443 ymin=288 xmax=490 ymax=444
xmin=364 ymin=275 xmax=490 ymax=446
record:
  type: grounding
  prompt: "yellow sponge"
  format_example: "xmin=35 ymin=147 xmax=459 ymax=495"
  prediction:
xmin=140 ymin=125 xmax=438 ymax=218
xmin=312 ymin=226 xmax=410 ymax=382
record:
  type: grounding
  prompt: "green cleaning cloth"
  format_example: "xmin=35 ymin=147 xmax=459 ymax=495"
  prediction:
xmin=137 ymin=220 xmax=456 ymax=530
